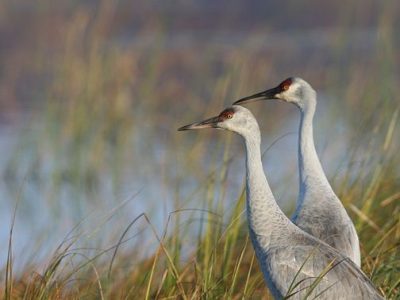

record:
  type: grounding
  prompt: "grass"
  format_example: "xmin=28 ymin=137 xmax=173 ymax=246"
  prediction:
xmin=1 ymin=1 xmax=400 ymax=299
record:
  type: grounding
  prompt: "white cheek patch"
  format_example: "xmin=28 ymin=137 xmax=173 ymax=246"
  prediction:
xmin=282 ymin=87 xmax=298 ymax=100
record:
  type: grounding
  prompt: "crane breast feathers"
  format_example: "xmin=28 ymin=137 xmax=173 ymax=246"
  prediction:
xmin=265 ymin=245 xmax=383 ymax=299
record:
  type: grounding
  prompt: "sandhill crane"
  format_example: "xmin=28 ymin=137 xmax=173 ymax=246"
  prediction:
xmin=234 ymin=78 xmax=361 ymax=266
xmin=178 ymin=105 xmax=383 ymax=299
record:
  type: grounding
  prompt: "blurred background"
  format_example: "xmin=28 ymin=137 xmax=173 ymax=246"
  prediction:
xmin=0 ymin=0 xmax=399 ymax=298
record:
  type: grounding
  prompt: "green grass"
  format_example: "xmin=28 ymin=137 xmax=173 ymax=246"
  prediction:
xmin=1 ymin=1 xmax=400 ymax=299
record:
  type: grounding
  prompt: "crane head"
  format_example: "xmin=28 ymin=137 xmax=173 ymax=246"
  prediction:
xmin=178 ymin=105 xmax=260 ymax=138
xmin=178 ymin=107 xmax=235 ymax=131
xmin=233 ymin=77 xmax=316 ymax=107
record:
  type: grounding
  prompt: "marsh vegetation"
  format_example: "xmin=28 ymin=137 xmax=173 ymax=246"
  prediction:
xmin=0 ymin=1 xmax=399 ymax=299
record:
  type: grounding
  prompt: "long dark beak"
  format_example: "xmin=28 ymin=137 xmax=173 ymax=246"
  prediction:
xmin=178 ymin=115 xmax=221 ymax=131
xmin=233 ymin=86 xmax=280 ymax=105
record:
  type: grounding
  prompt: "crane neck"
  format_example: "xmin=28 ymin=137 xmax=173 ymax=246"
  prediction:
xmin=243 ymin=131 xmax=292 ymax=244
xmin=298 ymin=99 xmax=334 ymax=202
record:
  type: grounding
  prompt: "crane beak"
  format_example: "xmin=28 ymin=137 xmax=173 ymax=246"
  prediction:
xmin=178 ymin=115 xmax=221 ymax=131
xmin=233 ymin=86 xmax=280 ymax=105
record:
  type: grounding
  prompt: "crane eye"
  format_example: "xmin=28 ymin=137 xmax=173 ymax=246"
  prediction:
xmin=280 ymin=78 xmax=292 ymax=92
xmin=220 ymin=108 xmax=235 ymax=120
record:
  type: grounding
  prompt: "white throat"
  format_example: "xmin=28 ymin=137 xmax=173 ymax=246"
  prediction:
xmin=243 ymin=130 xmax=292 ymax=246
xmin=297 ymin=98 xmax=335 ymax=203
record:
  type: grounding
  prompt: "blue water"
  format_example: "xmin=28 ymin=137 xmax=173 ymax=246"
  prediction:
xmin=0 ymin=97 xmax=355 ymax=274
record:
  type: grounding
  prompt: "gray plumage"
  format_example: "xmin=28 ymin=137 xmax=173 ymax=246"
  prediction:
xmin=234 ymin=78 xmax=361 ymax=266
xmin=179 ymin=105 xmax=383 ymax=299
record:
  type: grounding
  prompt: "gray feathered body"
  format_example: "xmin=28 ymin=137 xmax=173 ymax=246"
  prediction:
xmin=180 ymin=105 xmax=382 ymax=299
xmin=250 ymin=225 xmax=381 ymax=299
xmin=239 ymin=105 xmax=382 ymax=299
xmin=292 ymin=190 xmax=361 ymax=270
xmin=291 ymin=88 xmax=361 ymax=266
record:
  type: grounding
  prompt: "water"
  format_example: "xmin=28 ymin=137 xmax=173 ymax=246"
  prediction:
xmin=0 ymin=96 xmax=354 ymax=274
xmin=0 ymin=15 xmax=391 ymax=273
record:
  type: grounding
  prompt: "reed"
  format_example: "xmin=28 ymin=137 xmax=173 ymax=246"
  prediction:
xmin=1 ymin=1 xmax=399 ymax=299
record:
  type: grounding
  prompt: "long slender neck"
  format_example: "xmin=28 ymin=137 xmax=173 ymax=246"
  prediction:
xmin=244 ymin=132 xmax=291 ymax=240
xmin=298 ymin=99 xmax=334 ymax=200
